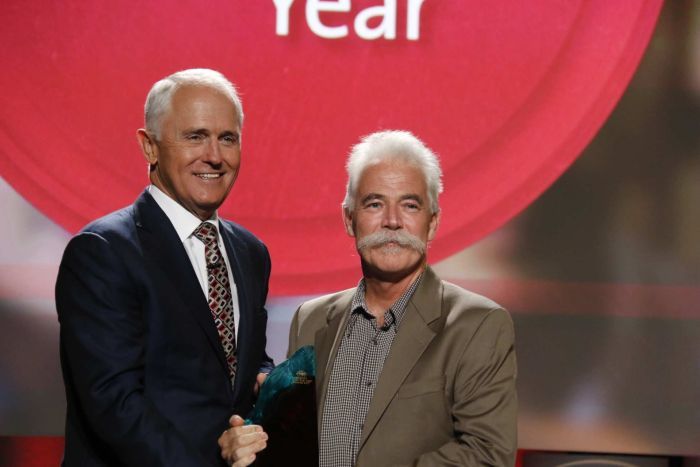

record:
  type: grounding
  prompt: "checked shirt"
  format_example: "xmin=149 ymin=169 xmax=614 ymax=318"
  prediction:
xmin=319 ymin=274 xmax=423 ymax=467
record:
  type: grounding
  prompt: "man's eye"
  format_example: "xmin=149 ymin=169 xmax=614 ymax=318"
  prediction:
xmin=366 ymin=202 xmax=381 ymax=209
xmin=186 ymin=133 xmax=204 ymax=141
xmin=222 ymin=134 xmax=239 ymax=144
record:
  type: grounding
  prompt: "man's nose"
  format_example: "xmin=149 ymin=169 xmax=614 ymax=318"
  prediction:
xmin=202 ymin=139 xmax=223 ymax=164
xmin=382 ymin=205 xmax=402 ymax=230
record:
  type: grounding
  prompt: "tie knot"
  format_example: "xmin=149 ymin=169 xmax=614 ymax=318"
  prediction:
xmin=193 ymin=222 xmax=218 ymax=246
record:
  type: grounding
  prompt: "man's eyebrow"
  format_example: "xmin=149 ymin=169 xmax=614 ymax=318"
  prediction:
xmin=400 ymin=194 xmax=423 ymax=204
xmin=361 ymin=193 xmax=385 ymax=204
xmin=183 ymin=128 xmax=210 ymax=135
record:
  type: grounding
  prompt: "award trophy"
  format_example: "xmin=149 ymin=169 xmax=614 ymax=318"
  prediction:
xmin=246 ymin=345 xmax=318 ymax=466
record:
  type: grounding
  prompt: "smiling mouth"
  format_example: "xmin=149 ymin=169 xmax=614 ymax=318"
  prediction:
xmin=195 ymin=173 xmax=223 ymax=180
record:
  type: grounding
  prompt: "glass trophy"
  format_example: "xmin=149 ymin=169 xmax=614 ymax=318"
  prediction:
xmin=246 ymin=345 xmax=318 ymax=466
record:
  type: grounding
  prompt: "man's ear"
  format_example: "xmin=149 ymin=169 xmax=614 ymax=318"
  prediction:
xmin=136 ymin=129 xmax=158 ymax=166
xmin=343 ymin=207 xmax=355 ymax=237
xmin=427 ymin=210 xmax=441 ymax=242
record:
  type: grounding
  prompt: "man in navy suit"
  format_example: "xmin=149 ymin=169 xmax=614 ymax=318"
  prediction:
xmin=55 ymin=68 xmax=273 ymax=466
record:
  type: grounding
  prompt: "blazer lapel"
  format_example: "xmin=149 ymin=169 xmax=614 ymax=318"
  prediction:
xmin=314 ymin=291 xmax=354 ymax=423
xmin=134 ymin=191 xmax=229 ymax=374
xmin=359 ymin=267 xmax=444 ymax=449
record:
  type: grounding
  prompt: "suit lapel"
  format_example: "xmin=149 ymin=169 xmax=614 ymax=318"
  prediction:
xmin=359 ymin=267 xmax=444 ymax=448
xmin=314 ymin=291 xmax=354 ymax=421
xmin=134 ymin=191 xmax=229 ymax=375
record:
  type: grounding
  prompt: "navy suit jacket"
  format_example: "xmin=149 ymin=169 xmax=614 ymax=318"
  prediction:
xmin=56 ymin=190 xmax=273 ymax=466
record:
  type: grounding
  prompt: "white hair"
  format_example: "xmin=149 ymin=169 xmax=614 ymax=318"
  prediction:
xmin=343 ymin=130 xmax=443 ymax=213
xmin=144 ymin=68 xmax=244 ymax=139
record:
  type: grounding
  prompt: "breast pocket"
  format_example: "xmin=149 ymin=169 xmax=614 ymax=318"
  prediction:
xmin=397 ymin=375 xmax=446 ymax=399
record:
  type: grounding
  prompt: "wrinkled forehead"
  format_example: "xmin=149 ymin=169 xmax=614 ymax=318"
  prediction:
xmin=164 ymin=85 xmax=240 ymax=124
xmin=170 ymin=84 xmax=235 ymax=108
xmin=356 ymin=160 xmax=429 ymax=195
xmin=359 ymin=157 xmax=428 ymax=182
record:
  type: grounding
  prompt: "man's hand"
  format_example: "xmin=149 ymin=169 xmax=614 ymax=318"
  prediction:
xmin=219 ymin=415 xmax=268 ymax=467
xmin=254 ymin=372 xmax=268 ymax=396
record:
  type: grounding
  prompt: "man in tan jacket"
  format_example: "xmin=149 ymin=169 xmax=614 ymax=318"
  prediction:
xmin=221 ymin=130 xmax=517 ymax=466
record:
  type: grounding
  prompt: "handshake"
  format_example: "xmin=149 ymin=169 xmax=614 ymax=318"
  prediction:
xmin=220 ymin=346 xmax=318 ymax=467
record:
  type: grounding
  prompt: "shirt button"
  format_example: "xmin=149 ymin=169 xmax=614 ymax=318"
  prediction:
xmin=372 ymin=339 xmax=378 ymax=345
xmin=366 ymin=381 xmax=372 ymax=387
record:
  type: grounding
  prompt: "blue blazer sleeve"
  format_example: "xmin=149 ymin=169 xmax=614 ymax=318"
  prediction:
xmin=56 ymin=231 xmax=210 ymax=466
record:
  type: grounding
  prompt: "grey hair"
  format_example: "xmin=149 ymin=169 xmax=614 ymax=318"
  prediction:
xmin=342 ymin=130 xmax=443 ymax=213
xmin=144 ymin=68 xmax=244 ymax=139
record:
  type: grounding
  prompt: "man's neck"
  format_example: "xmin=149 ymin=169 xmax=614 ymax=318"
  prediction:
xmin=362 ymin=265 xmax=424 ymax=320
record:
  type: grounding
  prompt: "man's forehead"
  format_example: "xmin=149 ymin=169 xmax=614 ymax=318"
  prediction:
xmin=165 ymin=85 xmax=239 ymax=126
xmin=358 ymin=160 xmax=427 ymax=188
xmin=171 ymin=84 xmax=232 ymax=106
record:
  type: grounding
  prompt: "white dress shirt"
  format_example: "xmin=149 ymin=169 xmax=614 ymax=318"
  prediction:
xmin=148 ymin=185 xmax=240 ymax=340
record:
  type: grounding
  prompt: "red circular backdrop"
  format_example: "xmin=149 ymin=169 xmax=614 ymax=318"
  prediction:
xmin=0 ymin=0 xmax=662 ymax=295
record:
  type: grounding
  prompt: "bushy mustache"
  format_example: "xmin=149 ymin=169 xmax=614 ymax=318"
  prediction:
xmin=357 ymin=229 xmax=426 ymax=255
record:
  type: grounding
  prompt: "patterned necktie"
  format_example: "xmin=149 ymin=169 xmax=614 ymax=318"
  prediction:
xmin=193 ymin=222 xmax=237 ymax=384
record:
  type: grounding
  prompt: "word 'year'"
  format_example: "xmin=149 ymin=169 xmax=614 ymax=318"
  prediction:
xmin=273 ymin=0 xmax=427 ymax=40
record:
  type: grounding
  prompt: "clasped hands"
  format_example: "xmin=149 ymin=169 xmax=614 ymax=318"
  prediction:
xmin=219 ymin=372 xmax=269 ymax=466
xmin=218 ymin=415 xmax=268 ymax=467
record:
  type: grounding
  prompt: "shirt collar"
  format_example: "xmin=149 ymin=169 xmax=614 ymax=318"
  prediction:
xmin=148 ymin=185 xmax=219 ymax=242
xmin=350 ymin=273 xmax=424 ymax=330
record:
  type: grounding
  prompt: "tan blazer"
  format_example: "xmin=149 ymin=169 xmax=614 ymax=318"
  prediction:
xmin=287 ymin=267 xmax=517 ymax=466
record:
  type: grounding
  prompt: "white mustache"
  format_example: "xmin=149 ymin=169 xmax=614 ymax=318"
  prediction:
xmin=357 ymin=230 xmax=426 ymax=255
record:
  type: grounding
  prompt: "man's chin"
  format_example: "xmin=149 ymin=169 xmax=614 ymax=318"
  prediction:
xmin=186 ymin=200 xmax=225 ymax=220
xmin=360 ymin=252 xmax=426 ymax=282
